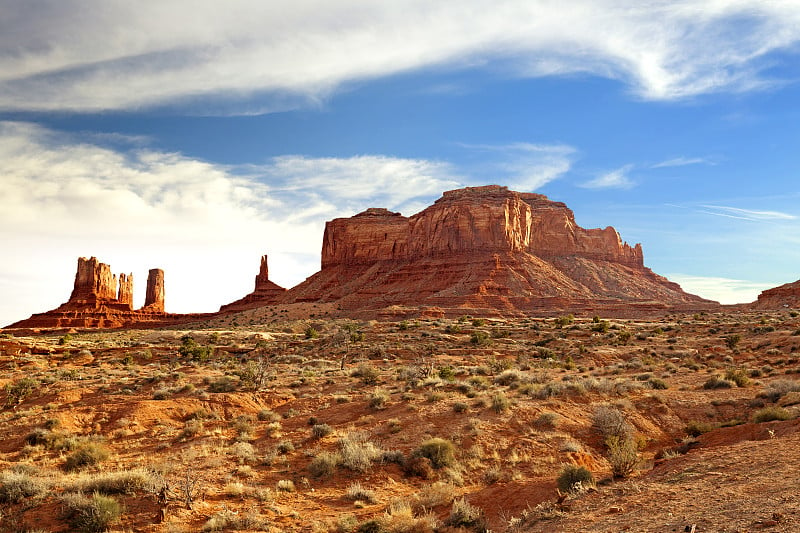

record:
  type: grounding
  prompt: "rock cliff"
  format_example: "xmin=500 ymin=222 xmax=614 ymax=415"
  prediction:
xmin=143 ymin=269 xmax=165 ymax=312
xmin=285 ymin=185 xmax=714 ymax=316
xmin=752 ymin=280 xmax=800 ymax=309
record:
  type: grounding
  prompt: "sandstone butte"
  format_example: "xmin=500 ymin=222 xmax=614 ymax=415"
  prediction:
xmin=7 ymin=257 xmax=210 ymax=329
xmin=8 ymin=184 xmax=748 ymax=330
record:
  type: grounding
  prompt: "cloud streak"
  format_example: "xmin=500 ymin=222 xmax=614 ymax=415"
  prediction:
xmin=700 ymin=205 xmax=797 ymax=221
xmin=581 ymin=164 xmax=635 ymax=189
xmin=1 ymin=1 xmax=800 ymax=112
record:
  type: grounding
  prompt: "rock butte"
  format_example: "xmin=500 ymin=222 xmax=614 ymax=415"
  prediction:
xmin=7 ymin=257 xmax=209 ymax=329
xmin=8 ymin=185 xmax=747 ymax=329
xmin=753 ymin=279 xmax=800 ymax=310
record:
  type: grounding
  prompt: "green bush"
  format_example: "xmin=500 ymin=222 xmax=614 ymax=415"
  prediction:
xmin=208 ymin=376 xmax=237 ymax=393
xmin=490 ymin=392 xmax=511 ymax=413
xmin=470 ymin=330 xmax=491 ymax=345
xmin=725 ymin=334 xmax=741 ymax=350
xmin=703 ymin=376 xmax=734 ymax=389
xmin=725 ymin=368 xmax=751 ymax=387
xmin=413 ymin=438 xmax=456 ymax=469
xmin=556 ymin=464 xmax=594 ymax=493
xmin=4 ymin=377 xmax=40 ymax=406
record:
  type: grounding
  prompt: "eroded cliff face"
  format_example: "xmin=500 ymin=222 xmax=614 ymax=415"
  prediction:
xmin=321 ymin=185 xmax=644 ymax=267
xmin=289 ymin=185 xmax=712 ymax=316
xmin=753 ymin=280 xmax=800 ymax=309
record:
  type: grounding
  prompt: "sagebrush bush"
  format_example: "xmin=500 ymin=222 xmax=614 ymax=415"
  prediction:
xmin=311 ymin=423 xmax=333 ymax=439
xmin=0 ymin=470 xmax=49 ymax=503
xmin=592 ymin=405 xmax=633 ymax=440
xmin=309 ymin=451 xmax=339 ymax=478
xmin=445 ymin=498 xmax=488 ymax=530
xmin=556 ymin=464 xmax=594 ymax=493
xmin=703 ymin=376 xmax=734 ymax=389
xmin=490 ymin=392 xmax=511 ymax=413
xmin=69 ymin=469 xmax=156 ymax=495
xmin=345 ymin=482 xmax=377 ymax=503
xmin=413 ymin=438 xmax=456 ymax=469
xmin=338 ymin=432 xmax=382 ymax=472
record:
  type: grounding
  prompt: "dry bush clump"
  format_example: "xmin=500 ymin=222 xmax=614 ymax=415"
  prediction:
xmin=62 ymin=492 xmax=123 ymax=533
xmin=67 ymin=468 xmax=158 ymax=495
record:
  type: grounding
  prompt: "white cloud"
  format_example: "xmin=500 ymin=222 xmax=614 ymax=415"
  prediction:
xmin=700 ymin=205 xmax=797 ymax=221
xmin=1 ymin=1 xmax=799 ymax=112
xmin=651 ymin=156 xmax=714 ymax=168
xmin=0 ymin=121 xmax=462 ymax=326
xmin=581 ymin=164 xmax=635 ymax=189
xmin=667 ymin=274 xmax=776 ymax=305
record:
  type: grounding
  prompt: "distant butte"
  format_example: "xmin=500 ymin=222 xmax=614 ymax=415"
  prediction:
xmin=274 ymin=185 xmax=716 ymax=317
xmin=7 ymin=257 xmax=207 ymax=329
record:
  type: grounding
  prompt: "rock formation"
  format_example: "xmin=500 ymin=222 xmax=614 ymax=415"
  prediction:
xmin=752 ymin=279 xmax=800 ymax=309
xmin=283 ymin=185 xmax=714 ymax=317
xmin=118 ymin=273 xmax=134 ymax=309
xmin=143 ymin=269 xmax=165 ymax=312
xmin=219 ymin=255 xmax=286 ymax=312
xmin=6 ymin=257 xmax=181 ymax=329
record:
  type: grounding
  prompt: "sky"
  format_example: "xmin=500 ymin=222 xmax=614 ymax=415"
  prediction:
xmin=2 ymin=0 xmax=800 ymax=326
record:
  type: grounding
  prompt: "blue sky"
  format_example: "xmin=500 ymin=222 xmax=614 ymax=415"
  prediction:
xmin=2 ymin=1 xmax=800 ymax=326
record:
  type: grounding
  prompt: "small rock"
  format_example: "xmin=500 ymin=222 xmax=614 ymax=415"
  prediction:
xmin=608 ymin=506 xmax=624 ymax=514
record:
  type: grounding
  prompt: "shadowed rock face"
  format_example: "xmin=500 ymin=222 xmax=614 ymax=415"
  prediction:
xmin=753 ymin=280 xmax=800 ymax=309
xmin=117 ymin=273 xmax=134 ymax=309
xmin=285 ymin=185 xmax=713 ymax=316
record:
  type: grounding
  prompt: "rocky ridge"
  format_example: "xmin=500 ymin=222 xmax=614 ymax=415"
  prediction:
xmin=753 ymin=279 xmax=800 ymax=309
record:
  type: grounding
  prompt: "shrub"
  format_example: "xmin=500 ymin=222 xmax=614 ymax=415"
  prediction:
xmin=470 ymin=330 xmax=491 ymax=346
xmin=178 ymin=335 xmax=213 ymax=361
xmin=69 ymin=469 xmax=155 ymax=495
xmin=63 ymin=492 xmax=123 ymax=533
xmin=0 ymin=470 xmax=48 ymax=503
xmin=276 ymin=479 xmax=295 ymax=492
xmin=4 ymin=377 xmax=40 ymax=406
xmin=413 ymin=482 xmax=457 ymax=509
xmin=352 ymin=363 xmax=380 ymax=385
xmin=257 ymin=409 xmax=281 ymax=422
xmin=309 ymin=451 xmax=339 ymax=478
xmin=725 ymin=368 xmax=751 ymax=387
xmin=648 ymin=378 xmax=669 ymax=390
xmin=403 ymin=456 xmax=435 ymax=479
xmin=725 ymin=334 xmax=741 ymax=350
xmin=445 ymin=498 xmax=488 ymax=530
xmin=202 ymin=510 xmax=270 ymax=531
xmin=311 ymin=423 xmax=333 ymax=439
xmin=368 ymin=389 xmax=390 ymax=410
xmin=490 ymin=392 xmax=511 ymax=413
xmin=345 ymin=482 xmax=377 ymax=503
xmin=605 ymin=436 xmax=638 ymax=478
xmin=592 ymin=405 xmax=633 ymax=441
xmin=556 ymin=464 xmax=594 ymax=493
xmin=763 ymin=380 xmax=800 ymax=402
xmin=535 ymin=412 xmax=559 ymax=429
xmin=413 ymin=438 xmax=456 ymax=469
xmin=685 ymin=420 xmax=714 ymax=437
xmin=305 ymin=327 xmax=319 ymax=339
xmin=208 ymin=376 xmax=237 ymax=393
xmin=592 ymin=321 xmax=610 ymax=333
xmin=753 ymin=406 xmax=793 ymax=423
xmin=453 ymin=401 xmax=469 ymax=413
xmin=703 ymin=376 xmax=734 ymax=390
xmin=338 ymin=433 xmax=382 ymax=472
xmin=64 ymin=443 xmax=110 ymax=472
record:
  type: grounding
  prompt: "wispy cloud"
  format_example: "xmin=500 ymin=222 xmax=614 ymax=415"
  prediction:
xmin=667 ymin=274 xmax=776 ymax=305
xmin=651 ymin=156 xmax=714 ymax=168
xmin=700 ymin=205 xmax=796 ymax=221
xmin=458 ymin=142 xmax=576 ymax=191
xmin=581 ymin=164 xmax=635 ymax=189
xmin=1 ymin=2 xmax=799 ymax=112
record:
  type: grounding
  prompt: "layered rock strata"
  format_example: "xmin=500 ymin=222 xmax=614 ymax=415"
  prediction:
xmin=283 ymin=185 xmax=714 ymax=316
xmin=752 ymin=280 xmax=800 ymax=309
